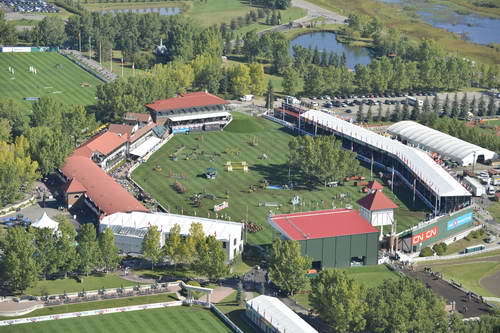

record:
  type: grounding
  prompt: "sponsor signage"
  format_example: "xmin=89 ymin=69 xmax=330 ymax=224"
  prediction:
xmin=412 ymin=226 xmax=438 ymax=245
xmin=447 ymin=212 xmax=473 ymax=231
xmin=214 ymin=201 xmax=229 ymax=212
xmin=12 ymin=47 xmax=31 ymax=53
xmin=172 ymin=127 xmax=190 ymax=134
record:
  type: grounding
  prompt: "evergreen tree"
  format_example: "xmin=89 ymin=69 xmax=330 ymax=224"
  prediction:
xmin=357 ymin=104 xmax=364 ymax=123
xmin=401 ymin=102 xmax=410 ymax=120
xmin=477 ymin=96 xmax=486 ymax=116
xmin=450 ymin=93 xmax=459 ymax=118
xmin=442 ymin=94 xmax=450 ymax=117
xmin=487 ymin=95 xmax=496 ymax=116
xmin=376 ymin=103 xmax=383 ymax=122
xmin=422 ymin=97 xmax=431 ymax=114
xmin=265 ymin=80 xmax=274 ymax=109
xmin=470 ymin=95 xmax=477 ymax=116
xmin=410 ymin=103 xmax=420 ymax=121
xmin=459 ymin=93 xmax=469 ymax=119
xmin=312 ymin=47 xmax=320 ymax=65
xmin=391 ymin=103 xmax=401 ymax=122
xmin=431 ymin=95 xmax=440 ymax=115
xmin=366 ymin=105 xmax=373 ymax=122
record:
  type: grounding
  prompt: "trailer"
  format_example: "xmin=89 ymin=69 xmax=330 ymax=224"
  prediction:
xmin=463 ymin=176 xmax=485 ymax=196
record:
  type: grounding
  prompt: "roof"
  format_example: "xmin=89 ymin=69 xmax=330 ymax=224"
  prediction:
xmin=301 ymin=110 xmax=471 ymax=197
xmin=129 ymin=137 xmax=161 ymax=157
xmin=108 ymin=124 xmax=134 ymax=140
xmin=145 ymin=92 xmax=228 ymax=112
xmin=124 ymin=112 xmax=151 ymax=123
xmin=64 ymin=178 xmax=86 ymax=193
xmin=75 ymin=131 xmax=127 ymax=157
xmin=32 ymin=212 xmax=58 ymax=231
xmin=100 ymin=211 xmax=243 ymax=241
xmin=129 ymin=123 xmax=156 ymax=143
xmin=246 ymin=296 xmax=318 ymax=333
xmin=368 ymin=180 xmax=383 ymax=190
xmin=357 ymin=191 xmax=398 ymax=210
xmin=387 ymin=121 xmax=497 ymax=164
xmin=61 ymin=155 xmax=148 ymax=216
xmin=269 ymin=209 xmax=378 ymax=241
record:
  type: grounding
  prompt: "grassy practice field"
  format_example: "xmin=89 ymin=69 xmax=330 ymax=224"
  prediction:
xmin=0 ymin=52 xmax=102 ymax=106
xmin=432 ymin=261 xmax=500 ymax=297
xmin=25 ymin=274 xmax=139 ymax=296
xmin=0 ymin=306 xmax=233 ymax=333
xmin=132 ymin=112 xmax=427 ymax=245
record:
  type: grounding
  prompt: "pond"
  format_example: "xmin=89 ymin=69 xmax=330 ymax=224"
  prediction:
xmin=290 ymin=32 xmax=372 ymax=68
xmin=375 ymin=0 xmax=500 ymax=45
xmin=99 ymin=7 xmax=181 ymax=16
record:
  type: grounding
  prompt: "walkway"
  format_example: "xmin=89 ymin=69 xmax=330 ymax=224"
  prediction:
xmin=292 ymin=0 xmax=347 ymax=24
xmin=0 ymin=300 xmax=43 ymax=317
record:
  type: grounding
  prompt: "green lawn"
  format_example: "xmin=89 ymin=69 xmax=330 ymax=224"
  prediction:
xmin=432 ymin=261 xmax=500 ymax=297
xmin=0 ymin=293 xmax=178 ymax=320
xmin=488 ymin=202 xmax=500 ymax=221
xmin=235 ymin=6 xmax=307 ymax=35
xmin=216 ymin=291 xmax=256 ymax=333
xmin=132 ymin=112 xmax=427 ymax=245
xmin=0 ymin=306 xmax=233 ymax=333
xmin=443 ymin=237 xmax=487 ymax=255
xmin=25 ymin=274 xmax=140 ymax=296
xmin=291 ymin=265 xmax=400 ymax=308
xmin=0 ymin=53 xmax=103 ymax=106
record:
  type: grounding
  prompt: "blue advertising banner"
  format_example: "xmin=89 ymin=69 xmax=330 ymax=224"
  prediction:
xmin=172 ymin=128 xmax=190 ymax=134
xmin=447 ymin=212 xmax=473 ymax=231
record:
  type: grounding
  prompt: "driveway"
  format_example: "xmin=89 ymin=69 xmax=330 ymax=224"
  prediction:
xmin=292 ymin=0 xmax=347 ymax=24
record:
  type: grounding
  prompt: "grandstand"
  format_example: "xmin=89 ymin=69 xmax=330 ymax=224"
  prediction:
xmin=387 ymin=121 xmax=497 ymax=166
xmin=298 ymin=110 xmax=471 ymax=217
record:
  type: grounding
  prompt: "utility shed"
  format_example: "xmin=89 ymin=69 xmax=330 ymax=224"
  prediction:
xmin=246 ymin=295 xmax=318 ymax=333
xmin=268 ymin=209 xmax=379 ymax=269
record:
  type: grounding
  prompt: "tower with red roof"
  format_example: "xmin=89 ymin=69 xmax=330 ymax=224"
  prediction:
xmin=357 ymin=190 xmax=398 ymax=239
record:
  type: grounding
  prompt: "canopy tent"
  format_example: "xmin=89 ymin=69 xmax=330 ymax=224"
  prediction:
xmin=31 ymin=212 xmax=59 ymax=231
xmin=129 ymin=136 xmax=161 ymax=157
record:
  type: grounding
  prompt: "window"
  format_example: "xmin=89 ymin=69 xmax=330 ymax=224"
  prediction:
xmin=222 ymin=241 xmax=227 ymax=249
xmin=234 ymin=238 xmax=237 ymax=245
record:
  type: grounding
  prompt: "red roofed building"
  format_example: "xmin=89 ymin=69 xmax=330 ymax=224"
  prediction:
xmin=145 ymin=92 xmax=232 ymax=133
xmin=74 ymin=131 xmax=128 ymax=171
xmin=367 ymin=180 xmax=384 ymax=191
xmin=59 ymin=155 xmax=148 ymax=217
xmin=123 ymin=112 xmax=152 ymax=125
xmin=269 ymin=208 xmax=379 ymax=269
xmin=357 ymin=191 xmax=397 ymax=232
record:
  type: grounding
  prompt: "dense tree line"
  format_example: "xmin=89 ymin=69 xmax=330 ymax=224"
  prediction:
xmin=288 ymin=136 xmax=362 ymax=187
xmin=0 ymin=12 xmax=17 ymax=45
xmin=0 ymin=218 xmax=119 ymax=292
xmin=142 ymin=222 xmax=229 ymax=281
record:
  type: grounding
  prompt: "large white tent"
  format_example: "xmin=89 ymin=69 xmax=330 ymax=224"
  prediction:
xmin=31 ymin=212 xmax=59 ymax=231
xmin=388 ymin=121 xmax=497 ymax=166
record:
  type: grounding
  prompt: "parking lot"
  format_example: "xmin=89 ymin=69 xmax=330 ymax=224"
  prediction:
xmin=1 ymin=0 xmax=58 ymax=13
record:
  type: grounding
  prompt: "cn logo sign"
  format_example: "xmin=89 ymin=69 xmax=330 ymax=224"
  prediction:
xmin=412 ymin=226 xmax=438 ymax=245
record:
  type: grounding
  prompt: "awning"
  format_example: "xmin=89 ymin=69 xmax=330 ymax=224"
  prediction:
xmin=130 ymin=137 xmax=161 ymax=157
xmin=168 ymin=111 xmax=231 ymax=122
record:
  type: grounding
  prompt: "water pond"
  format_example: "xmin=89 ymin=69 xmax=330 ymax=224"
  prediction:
xmin=290 ymin=32 xmax=372 ymax=68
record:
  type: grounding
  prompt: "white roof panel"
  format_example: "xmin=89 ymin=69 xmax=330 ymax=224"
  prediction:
xmin=387 ymin=121 xmax=497 ymax=164
xmin=247 ymin=295 xmax=318 ymax=333
xmin=129 ymin=136 xmax=161 ymax=157
xmin=101 ymin=211 xmax=243 ymax=241
xmin=301 ymin=110 xmax=470 ymax=197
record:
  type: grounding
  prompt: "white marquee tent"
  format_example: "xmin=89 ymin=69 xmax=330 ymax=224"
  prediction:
xmin=31 ymin=212 xmax=59 ymax=231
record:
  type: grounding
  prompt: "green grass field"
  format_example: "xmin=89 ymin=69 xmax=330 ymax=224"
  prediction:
xmin=132 ymin=112 xmax=427 ymax=245
xmin=291 ymin=265 xmax=400 ymax=308
xmin=0 ymin=294 xmax=177 ymax=321
xmin=0 ymin=53 xmax=102 ymax=106
xmin=432 ymin=261 xmax=500 ymax=297
xmin=0 ymin=306 xmax=233 ymax=333
xmin=25 ymin=274 xmax=140 ymax=296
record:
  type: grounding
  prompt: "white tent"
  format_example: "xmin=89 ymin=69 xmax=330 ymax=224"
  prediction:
xmin=31 ymin=212 xmax=59 ymax=231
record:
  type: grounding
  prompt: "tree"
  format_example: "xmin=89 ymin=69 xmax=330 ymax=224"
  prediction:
xmin=248 ymin=62 xmax=266 ymax=96
xmin=1 ymin=227 xmax=39 ymax=292
xmin=265 ymin=80 xmax=274 ymax=109
xmin=450 ymin=93 xmax=459 ymax=118
xmin=0 ymin=12 xmax=17 ymax=45
xmin=194 ymin=235 xmax=228 ymax=281
xmin=410 ymin=102 xmax=420 ymax=121
xmin=288 ymin=135 xmax=361 ymax=186
xmin=192 ymin=54 xmax=222 ymax=93
xmin=487 ymin=95 xmax=496 ymax=116
xmin=459 ymin=93 xmax=469 ymax=119
xmin=99 ymin=227 xmax=120 ymax=272
xmin=365 ymin=278 xmax=447 ymax=333
xmin=401 ymin=102 xmax=410 ymax=120
xmin=442 ymin=94 xmax=450 ymax=117
xmin=376 ymin=103 xmax=383 ymax=122
xmin=366 ymin=105 xmax=373 ymax=122
xmin=0 ymin=99 xmax=29 ymax=137
xmin=267 ymin=239 xmax=311 ymax=296
xmin=228 ymin=63 xmax=251 ymax=97
xmin=164 ymin=224 xmax=184 ymax=268
xmin=33 ymin=227 xmax=58 ymax=279
xmin=477 ymin=96 xmax=486 ymax=117
xmin=32 ymin=17 xmax=66 ymax=47
xmin=77 ymin=223 xmax=100 ymax=276
xmin=26 ymin=126 xmax=72 ymax=175
xmin=242 ymin=31 xmax=260 ymax=62
xmin=470 ymin=95 xmax=477 ymax=116
xmin=391 ymin=103 xmax=402 ymax=122
xmin=310 ymin=269 xmax=367 ymax=333
xmin=356 ymin=103 xmax=364 ymax=123
xmin=184 ymin=222 xmax=204 ymax=265
xmin=422 ymin=97 xmax=431 ymax=114
xmin=0 ymin=119 xmax=11 ymax=142
xmin=54 ymin=214 xmax=78 ymax=277
xmin=431 ymin=95 xmax=440 ymax=115
xmin=282 ymin=67 xmax=301 ymax=96
xmin=142 ymin=225 xmax=163 ymax=269
xmin=304 ymin=65 xmax=324 ymax=97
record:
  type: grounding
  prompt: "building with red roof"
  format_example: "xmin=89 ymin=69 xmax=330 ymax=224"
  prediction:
xmin=60 ymin=155 xmax=148 ymax=217
xmin=145 ymin=92 xmax=232 ymax=133
xmin=367 ymin=180 xmax=384 ymax=191
xmin=73 ymin=131 xmax=128 ymax=171
xmin=269 ymin=207 xmax=379 ymax=269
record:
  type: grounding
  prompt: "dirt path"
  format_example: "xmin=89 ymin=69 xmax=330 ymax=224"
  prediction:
xmin=480 ymin=271 xmax=500 ymax=297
